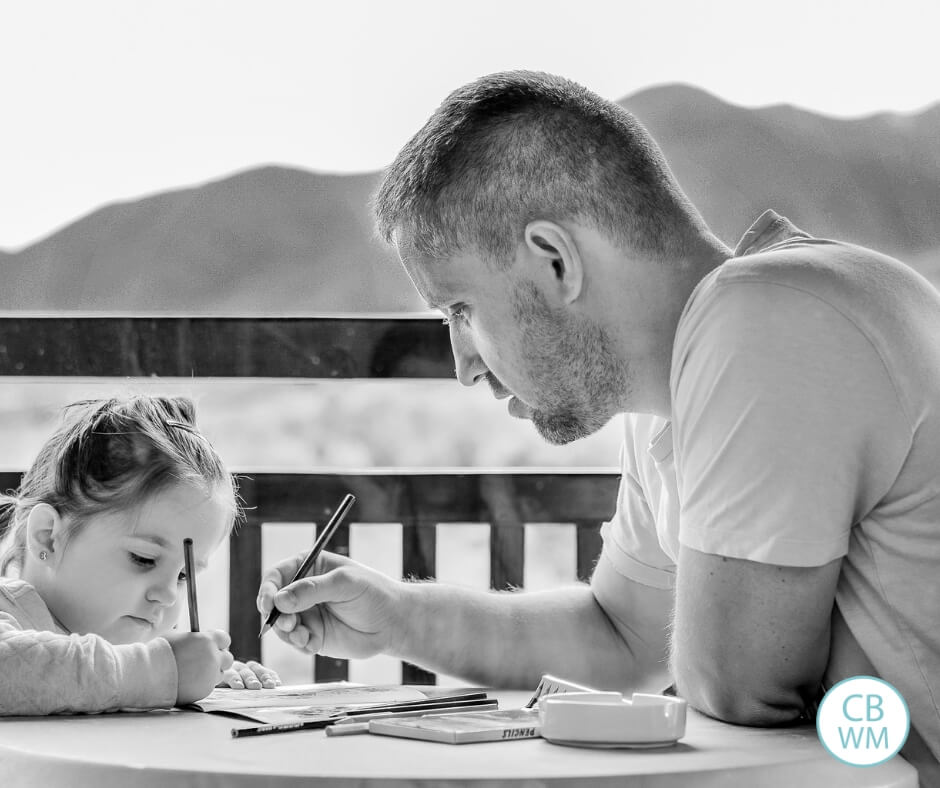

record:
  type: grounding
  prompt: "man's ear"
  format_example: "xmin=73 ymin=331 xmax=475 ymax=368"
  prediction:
xmin=26 ymin=503 xmax=64 ymax=564
xmin=523 ymin=220 xmax=583 ymax=304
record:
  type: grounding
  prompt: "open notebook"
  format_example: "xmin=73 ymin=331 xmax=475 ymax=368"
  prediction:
xmin=188 ymin=682 xmax=490 ymax=726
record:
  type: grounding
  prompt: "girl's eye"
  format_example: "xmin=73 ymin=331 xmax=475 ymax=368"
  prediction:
xmin=177 ymin=571 xmax=187 ymax=585
xmin=130 ymin=553 xmax=155 ymax=568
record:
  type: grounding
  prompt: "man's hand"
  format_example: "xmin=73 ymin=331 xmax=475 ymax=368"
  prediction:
xmin=165 ymin=630 xmax=234 ymax=705
xmin=256 ymin=550 xmax=405 ymax=659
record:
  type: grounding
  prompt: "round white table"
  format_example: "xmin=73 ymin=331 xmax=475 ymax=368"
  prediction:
xmin=0 ymin=691 xmax=918 ymax=787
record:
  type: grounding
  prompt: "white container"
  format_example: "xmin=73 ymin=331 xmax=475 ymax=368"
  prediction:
xmin=538 ymin=691 xmax=687 ymax=748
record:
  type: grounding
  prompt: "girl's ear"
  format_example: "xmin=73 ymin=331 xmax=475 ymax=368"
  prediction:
xmin=25 ymin=503 xmax=63 ymax=564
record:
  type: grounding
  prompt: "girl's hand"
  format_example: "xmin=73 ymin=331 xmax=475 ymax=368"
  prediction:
xmin=165 ymin=629 xmax=235 ymax=705
xmin=219 ymin=660 xmax=281 ymax=689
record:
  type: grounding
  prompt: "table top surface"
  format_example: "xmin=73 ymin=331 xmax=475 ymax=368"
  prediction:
xmin=0 ymin=690 xmax=918 ymax=787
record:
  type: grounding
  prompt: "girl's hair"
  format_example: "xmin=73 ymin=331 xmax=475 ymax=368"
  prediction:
xmin=0 ymin=395 xmax=239 ymax=576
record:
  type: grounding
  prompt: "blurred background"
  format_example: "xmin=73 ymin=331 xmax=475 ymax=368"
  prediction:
xmin=1 ymin=0 xmax=938 ymax=684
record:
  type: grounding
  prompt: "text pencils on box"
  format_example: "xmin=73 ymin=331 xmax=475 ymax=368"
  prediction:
xmin=368 ymin=708 xmax=540 ymax=744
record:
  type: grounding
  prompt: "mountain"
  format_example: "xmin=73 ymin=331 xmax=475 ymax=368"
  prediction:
xmin=619 ymin=85 xmax=940 ymax=265
xmin=1 ymin=85 xmax=938 ymax=313
xmin=0 ymin=168 xmax=418 ymax=314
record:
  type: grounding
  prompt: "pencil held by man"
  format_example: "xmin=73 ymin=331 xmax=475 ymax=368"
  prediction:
xmin=258 ymin=493 xmax=355 ymax=639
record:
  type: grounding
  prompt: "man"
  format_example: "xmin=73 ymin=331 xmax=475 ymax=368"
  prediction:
xmin=258 ymin=71 xmax=939 ymax=780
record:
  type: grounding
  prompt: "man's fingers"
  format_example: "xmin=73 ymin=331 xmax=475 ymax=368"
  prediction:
xmin=274 ymin=611 xmax=298 ymax=632
xmin=258 ymin=551 xmax=337 ymax=611
xmin=258 ymin=551 xmax=353 ymax=613
xmin=257 ymin=565 xmax=298 ymax=610
xmin=258 ymin=554 xmax=307 ymax=595
xmin=256 ymin=580 xmax=279 ymax=614
xmin=287 ymin=626 xmax=311 ymax=648
xmin=274 ymin=568 xmax=359 ymax=613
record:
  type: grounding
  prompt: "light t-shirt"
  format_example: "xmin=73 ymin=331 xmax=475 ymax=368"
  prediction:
xmin=598 ymin=210 xmax=940 ymax=777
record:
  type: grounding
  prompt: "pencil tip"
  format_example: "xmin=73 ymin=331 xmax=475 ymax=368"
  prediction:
xmin=258 ymin=623 xmax=270 ymax=639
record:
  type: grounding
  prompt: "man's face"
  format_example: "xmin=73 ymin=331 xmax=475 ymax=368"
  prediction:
xmin=397 ymin=237 xmax=629 ymax=445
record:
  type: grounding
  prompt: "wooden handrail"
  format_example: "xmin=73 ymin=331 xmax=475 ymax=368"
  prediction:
xmin=0 ymin=315 xmax=452 ymax=378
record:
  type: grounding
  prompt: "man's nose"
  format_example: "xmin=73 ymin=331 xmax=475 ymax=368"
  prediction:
xmin=451 ymin=329 xmax=487 ymax=387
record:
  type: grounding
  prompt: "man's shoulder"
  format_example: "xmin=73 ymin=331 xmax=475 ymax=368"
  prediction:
xmin=723 ymin=235 xmax=890 ymax=286
xmin=695 ymin=235 xmax=930 ymax=330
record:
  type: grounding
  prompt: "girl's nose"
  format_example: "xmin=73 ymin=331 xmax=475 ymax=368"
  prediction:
xmin=146 ymin=575 xmax=179 ymax=606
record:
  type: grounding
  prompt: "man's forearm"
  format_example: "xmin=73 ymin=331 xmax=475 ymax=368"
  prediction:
xmin=392 ymin=581 xmax=667 ymax=691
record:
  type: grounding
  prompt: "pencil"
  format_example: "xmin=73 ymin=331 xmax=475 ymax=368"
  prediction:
xmin=183 ymin=537 xmax=199 ymax=632
xmin=325 ymin=701 xmax=499 ymax=736
xmin=231 ymin=696 xmax=494 ymax=738
xmin=258 ymin=493 xmax=356 ymax=638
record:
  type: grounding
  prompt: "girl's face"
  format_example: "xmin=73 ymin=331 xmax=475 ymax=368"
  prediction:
xmin=42 ymin=483 xmax=231 ymax=644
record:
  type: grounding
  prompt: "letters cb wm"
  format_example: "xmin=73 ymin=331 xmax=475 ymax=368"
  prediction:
xmin=816 ymin=675 xmax=910 ymax=766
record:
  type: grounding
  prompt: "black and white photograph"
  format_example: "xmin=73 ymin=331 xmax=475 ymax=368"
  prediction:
xmin=0 ymin=2 xmax=937 ymax=785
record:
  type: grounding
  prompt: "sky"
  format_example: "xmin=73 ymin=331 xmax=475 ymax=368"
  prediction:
xmin=2 ymin=0 xmax=938 ymax=251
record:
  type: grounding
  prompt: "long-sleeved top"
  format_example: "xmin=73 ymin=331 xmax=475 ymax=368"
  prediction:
xmin=0 ymin=578 xmax=177 ymax=715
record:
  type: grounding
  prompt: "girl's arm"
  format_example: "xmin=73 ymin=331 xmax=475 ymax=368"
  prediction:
xmin=0 ymin=612 xmax=178 ymax=715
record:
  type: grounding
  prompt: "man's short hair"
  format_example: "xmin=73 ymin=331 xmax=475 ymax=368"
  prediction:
xmin=373 ymin=70 xmax=708 ymax=266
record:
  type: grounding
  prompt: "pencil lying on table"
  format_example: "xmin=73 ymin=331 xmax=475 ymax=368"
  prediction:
xmin=231 ymin=695 xmax=494 ymax=738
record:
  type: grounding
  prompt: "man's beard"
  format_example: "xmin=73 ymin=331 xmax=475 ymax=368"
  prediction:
xmin=495 ymin=283 xmax=630 ymax=446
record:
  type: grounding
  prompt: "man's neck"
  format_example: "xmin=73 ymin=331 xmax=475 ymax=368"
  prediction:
xmin=630 ymin=236 xmax=731 ymax=418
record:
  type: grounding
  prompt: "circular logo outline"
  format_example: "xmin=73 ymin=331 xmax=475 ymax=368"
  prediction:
xmin=816 ymin=675 xmax=910 ymax=767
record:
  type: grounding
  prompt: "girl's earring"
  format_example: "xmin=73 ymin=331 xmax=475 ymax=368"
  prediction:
xmin=38 ymin=550 xmax=48 ymax=561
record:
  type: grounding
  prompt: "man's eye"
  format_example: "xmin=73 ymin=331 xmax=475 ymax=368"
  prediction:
xmin=442 ymin=307 xmax=467 ymax=326
xmin=130 ymin=553 xmax=156 ymax=568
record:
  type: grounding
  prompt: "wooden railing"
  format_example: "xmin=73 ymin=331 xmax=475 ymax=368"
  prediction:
xmin=0 ymin=316 xmax=618 ymax=683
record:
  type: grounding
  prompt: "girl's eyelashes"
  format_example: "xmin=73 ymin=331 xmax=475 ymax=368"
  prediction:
xmin=130 ymin=552 xmax=187 ymax=584
xmin=129 ymin=552 xmax=156 ymax=568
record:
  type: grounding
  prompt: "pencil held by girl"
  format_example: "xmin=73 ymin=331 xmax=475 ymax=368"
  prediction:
xmin=0 ymin=395 xmax=279 ymax=715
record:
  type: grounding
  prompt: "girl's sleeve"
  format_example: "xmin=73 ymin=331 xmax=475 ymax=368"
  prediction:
xmin=0 ymin=611 xmax=178 ymax=715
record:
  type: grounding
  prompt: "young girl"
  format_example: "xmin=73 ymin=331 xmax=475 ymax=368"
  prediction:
xmin=0 ymin=394 xmax=279 ymax=715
